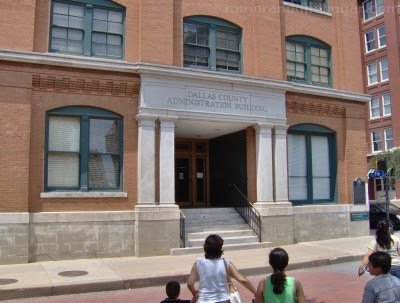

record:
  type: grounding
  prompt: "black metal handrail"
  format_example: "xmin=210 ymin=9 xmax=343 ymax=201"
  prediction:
xmin=180 ymin=210 xmax=186 ymax=248
xmin=229 ymin=184 xmax=262 ymax=242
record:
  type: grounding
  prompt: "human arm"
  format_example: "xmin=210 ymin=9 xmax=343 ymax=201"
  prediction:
xmin=255 ymin=278 xmax=265 ymax=303
xmin=358 ymin=249 xmax=374 ymax=276
xmin=228 ymin=262 xmax=257 ymax=295
xmin=187 ymin=263 xmax=199 ymax=300
xmin=295 ymin=279 xmax=306 ymax=303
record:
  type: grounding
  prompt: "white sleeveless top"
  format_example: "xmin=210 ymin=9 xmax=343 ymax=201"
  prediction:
xmin=196 ymin=257 xmax=230 ymax=303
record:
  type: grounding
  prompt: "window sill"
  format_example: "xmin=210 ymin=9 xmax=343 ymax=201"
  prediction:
xmin=40 ymin=192 xmax=128 ymax=199
xmin=282 ymin=2 xmax=332 ymax=17
xmin=362 ymin=13 xmax=384 ymax=24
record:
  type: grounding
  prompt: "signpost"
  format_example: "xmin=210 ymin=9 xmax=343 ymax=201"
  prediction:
xmin=368 ymin=167 xmax=391 ymax=230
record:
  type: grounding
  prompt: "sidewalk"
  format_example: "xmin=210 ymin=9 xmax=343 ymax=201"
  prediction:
xmin=0 ymin=234 xmax=374 ymax=300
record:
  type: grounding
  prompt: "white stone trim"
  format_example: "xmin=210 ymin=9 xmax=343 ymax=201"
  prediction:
xmin=40 ymin=192 xmax=128 ymax=198
xmin=0 ymin=212 xmax=29 ymax=224
xmin=0 ymin=50 xmax=370 ymax=103
xmin=30 ymin=211 xmax=135 ymax=223
xmin=293 ymin=204 xmax=361 ymax=214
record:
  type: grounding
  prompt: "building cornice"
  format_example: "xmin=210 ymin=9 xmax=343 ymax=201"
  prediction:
xmin=0 ymin=49 xmax=370 ymax=103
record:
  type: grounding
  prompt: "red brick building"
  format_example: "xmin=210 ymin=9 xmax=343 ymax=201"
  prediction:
xmin=359 ymin=0 xmax=400 ymax=201
xmin=0 ymin=0 xmax=369 ymax=263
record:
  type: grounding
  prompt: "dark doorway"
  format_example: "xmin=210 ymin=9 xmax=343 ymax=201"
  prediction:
xmin=210 ymin=130 xmax=247 ymax=206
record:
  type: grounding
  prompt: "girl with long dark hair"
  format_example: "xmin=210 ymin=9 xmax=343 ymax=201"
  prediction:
xmin=256 ymin=247 xmax=305 ymax=303
xmin=358 ymin=219 xmax=400 ymax=278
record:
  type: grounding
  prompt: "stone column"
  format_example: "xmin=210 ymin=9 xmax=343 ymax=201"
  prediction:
xmin=136 ymin=114 xmax=157 ymax=205
xmin=253 ymin=123 xmax=274 ymax=204
xmin=274 ymin=125 xmax=289 ymax=203
xmin=159 ymin=116 xmax=176 ymax=204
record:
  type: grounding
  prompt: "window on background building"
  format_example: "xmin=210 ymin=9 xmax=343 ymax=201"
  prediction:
xmin=367 ymin=63 xmax=378 ymax=85
xmin=183 ymin=16 xmax=241 ymax=73
xmin=286 ymin=36 xmax=331 ymax=87
xmin=377 ymin=26 xmax=386 ymax=48
xmin=363 ymin=0 xmax=384 ymax=21
xmin=372 ymin=130 xmax=382 ymax=152
xmin=288 ymin=124 xmax=336 ymax=205
xmin=382 ymin=93 xmax=391 ymax=116
xmin=370 ymin=96 xmax=380 ymax=118
xmin=46 ymin=107 xmax=122 ymax=192
xmin=384 ymin=128 xmax=394 ymax=150
xmin=365 ymin=30 xmax=375 ymax=52
xmin=283 ymin=0 xmax=329 ymax=12
xmin=380 ymin=58 xmax=389 ymax=81
xmin=50 ymin=0 xmax=124 ymax=59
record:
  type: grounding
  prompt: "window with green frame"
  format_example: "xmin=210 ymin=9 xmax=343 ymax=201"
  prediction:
xmin=50 ymin=0 xmax=125 ymax=59
xmin=183 ymin=16 xmax=242 ymax=72
xmin=288 ymin=124 xmax=337 ymax=205
xmin=286 ymin=36 xmax=332 ymax=87
xmin=45 ymin=107 xmax=123 ymax=192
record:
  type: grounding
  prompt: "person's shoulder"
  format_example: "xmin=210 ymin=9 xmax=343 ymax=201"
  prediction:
xmin=392 ymin=235 xmax=400 ymax=242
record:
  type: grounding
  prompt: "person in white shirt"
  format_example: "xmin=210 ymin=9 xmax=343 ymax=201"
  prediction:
xmin=187 ymin=234 xmax=256 ymax=303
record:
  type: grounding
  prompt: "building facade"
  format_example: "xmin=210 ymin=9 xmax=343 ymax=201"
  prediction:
xmin=359 ymin=0 xmax=400 ymax=202
xmin=0 ymin=0 xmax=369 ymax=264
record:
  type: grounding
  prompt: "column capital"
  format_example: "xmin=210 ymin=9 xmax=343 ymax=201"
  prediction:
xmin=136 ymin=114 xmax=157 ymax=127
xmin=158 ymin=116 xmax=177 ymax=128
xmin=253 ymin=123 xmax=274 ymax=134
xmin=274 ymin=124 xmax=289 ymax=135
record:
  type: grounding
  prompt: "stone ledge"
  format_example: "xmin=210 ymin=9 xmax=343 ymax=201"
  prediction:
xmin=40 ymin=192 xmax=128 ymax=198
xmin=293 ymin=204 xmax=351 ymax=214
xmin=30 ymin=211 xmax=135 ymax=223
xmin=0 ymin=213 xmax=29 ymax=224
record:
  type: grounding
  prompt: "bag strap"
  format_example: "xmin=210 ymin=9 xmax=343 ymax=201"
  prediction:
xmin=223 ymin=258 xmax=232 ymax=284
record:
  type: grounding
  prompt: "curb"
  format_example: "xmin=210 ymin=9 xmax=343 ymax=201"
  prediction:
xmin=1 ymin=253 xmax=364 ymax=300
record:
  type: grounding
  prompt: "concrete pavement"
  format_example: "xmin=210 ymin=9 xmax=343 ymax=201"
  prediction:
xmin=0 ymin=234 xmax=376 ymax=301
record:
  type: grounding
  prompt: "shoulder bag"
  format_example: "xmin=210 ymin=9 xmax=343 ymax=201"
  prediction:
xmin=223 ymin=258 xmax=242 ymax=303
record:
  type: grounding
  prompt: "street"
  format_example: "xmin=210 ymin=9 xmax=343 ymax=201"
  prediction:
xmin=3 ymin=261 xmax=371 ymax=303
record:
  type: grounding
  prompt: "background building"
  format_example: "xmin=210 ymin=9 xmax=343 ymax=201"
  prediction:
xmin=0 ymin=0 xmax=369 ymax=264
xmin=359 ymin=0 xmax=400 ymax=202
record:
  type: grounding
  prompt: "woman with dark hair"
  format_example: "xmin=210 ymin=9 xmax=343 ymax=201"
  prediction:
xmin=187 ymin=234 xmax=256 ymax=303
xmin=358 ymin=219 xmax=400 ymax=279
xmin=255 ymin=247 xmax=305 ymax=303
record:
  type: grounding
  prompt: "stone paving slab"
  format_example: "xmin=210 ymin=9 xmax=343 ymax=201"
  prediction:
xmin=0 ymin=235 xmax=374 ymax=300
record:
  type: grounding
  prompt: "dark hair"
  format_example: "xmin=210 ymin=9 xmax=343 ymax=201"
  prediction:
xmin=166 ymin=281 xmax=180 ymax=299
xmin=376 ymin=220 xmax=394 ymax=249
xmin=204 ymin=234 xmax=224 ymax=259
xmin=369 ymin=251 xmax=392 ymax=274
xmin=269 ymin=247 xmax=289 ymax=295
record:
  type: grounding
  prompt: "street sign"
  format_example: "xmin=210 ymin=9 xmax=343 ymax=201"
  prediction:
xmin=368 ymin=169 xmax=387 ymax=179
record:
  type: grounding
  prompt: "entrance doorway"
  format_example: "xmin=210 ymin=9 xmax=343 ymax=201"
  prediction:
xmin=175 ymin=139 xmax=209 ymax=207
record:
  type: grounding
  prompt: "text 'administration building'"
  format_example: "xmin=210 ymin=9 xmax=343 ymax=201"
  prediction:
xmin=0 ymin=0 xmax=370 ymax=263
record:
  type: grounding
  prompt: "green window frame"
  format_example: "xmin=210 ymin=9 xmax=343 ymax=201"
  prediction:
xmin=49 ymin=0 xmax=125 ymax=59
xmin=283 ymin=0 xmax=329 ymax=12
xmin=45 ymin=106 xmax=123 ymax=192
xmin=286 ymin=36 xmax=332 ymax=87
xmin=288 ymin=124 xmax=337 ymax=205
xmin=183 ymin=16 xmax=242 ymax=73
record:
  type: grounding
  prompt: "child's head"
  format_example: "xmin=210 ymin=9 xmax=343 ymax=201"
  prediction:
xmin=269 ymin=247 xmax=289 ymax=272
xmin=166 ymin=281 xmax=180 ymax=299
xmin=368 ymin=251 xmax=391 ymax=275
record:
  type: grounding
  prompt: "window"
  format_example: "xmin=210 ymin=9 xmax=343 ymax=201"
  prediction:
xmin=370 ymin=96 xmax=380 ymax=118
xmin=50 ymin=0 xmax=124 ymax=59
xmin=371 ymin=130 xmax=382 ymax=152
xmin=382 ymin=93 xmax=391 ymax=116
xmin=183 ymin=16 xmax=241 ymax=72
xmin=365 ymin=30 xmax=375 ymax=52
xmin=363 ymin=0 xmax=384 ymax=21
xmin=384 ymin=128 xmax=394 ymax=150
xmin=286 ymin=36 xmax=331 ymax=87
xmin=283 ymin=0 xmax=328 ymax=12
xmin=377 ymin=26 xmax=386 ymax=48
xmin=288 ymin=124 xmax=336 ymax=205
xmin=46 ymin=107 xmax=123 ymax=191
xmin=367 ymin=63 xmax=378 ymax=85
xmin=380 ymin=58 xmax=389 ymax=81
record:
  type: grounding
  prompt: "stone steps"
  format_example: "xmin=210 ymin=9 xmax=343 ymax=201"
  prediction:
xmin=172 ymin=207 xmax=270 ymax=256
